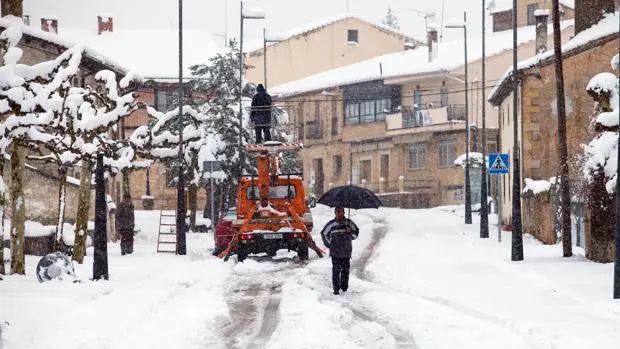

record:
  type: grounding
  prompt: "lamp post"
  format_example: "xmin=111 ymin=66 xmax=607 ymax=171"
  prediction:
xmin=446 ymin=12 xmax=472 ymax=224
xmin=480 ymin=0 xmax=489 ymax=238
xmin=239 ymin=1 xmax=265 ymax=171
xmin=176 ymin=0 xmax=186 ymax=255
xmin=263 ymin=28 xmax=282 ymax=89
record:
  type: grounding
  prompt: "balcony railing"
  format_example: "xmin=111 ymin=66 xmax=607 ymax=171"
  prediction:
xmin=446 ymin=104 xmax=466 ymax=121
xmin=386 ymin=104 xmax=467 ymax=130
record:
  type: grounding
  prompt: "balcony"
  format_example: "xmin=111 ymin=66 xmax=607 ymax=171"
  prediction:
xmin=386 ymin=104 xmax=467 ymax=131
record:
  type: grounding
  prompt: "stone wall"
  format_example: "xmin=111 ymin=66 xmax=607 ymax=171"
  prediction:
xmin=2 ymin=162 xmax=93 ymax=225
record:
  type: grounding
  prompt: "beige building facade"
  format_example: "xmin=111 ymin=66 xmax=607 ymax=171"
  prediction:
xmin=245 ymin=15 xmax=420 ymax=88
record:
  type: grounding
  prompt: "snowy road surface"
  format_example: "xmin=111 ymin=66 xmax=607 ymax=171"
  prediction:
xmin=1 ymin=205 xmax=619 ymax=349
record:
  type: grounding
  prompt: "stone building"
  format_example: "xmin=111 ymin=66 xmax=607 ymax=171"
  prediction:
xmin=488 ymin=12 xmax=619 ymax=248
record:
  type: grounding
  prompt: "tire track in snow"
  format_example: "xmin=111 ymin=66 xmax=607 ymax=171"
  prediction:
xmin=221 ymin=256 xmax=302 ymax=349
xmin=348 ymin=217 xmax=418 ymax=349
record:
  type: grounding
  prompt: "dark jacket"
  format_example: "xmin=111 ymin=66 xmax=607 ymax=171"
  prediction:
xmin=320 ymin=218 xmax=359 ymax=258
xmin=115 ymin=201 xmax=135 ymax=232
xmin=250 ymin=85 xmax=272 ymax=126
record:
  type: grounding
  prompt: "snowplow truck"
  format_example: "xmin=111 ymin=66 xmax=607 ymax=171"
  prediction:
xmin=217 ymin=141 xmax=324 ymax=262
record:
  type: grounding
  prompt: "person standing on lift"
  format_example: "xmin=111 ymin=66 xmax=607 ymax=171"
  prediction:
xmin=250 ymin=84 xmax=272 ymax=143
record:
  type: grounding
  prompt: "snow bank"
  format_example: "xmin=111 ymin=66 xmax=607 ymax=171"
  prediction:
xmin=453 ymin=152 xmax=486 ymax=168
xmin=522 ymin=178 xmax=553 ymax=195
xmin=612 ymin=53 xmax=620 ymax=71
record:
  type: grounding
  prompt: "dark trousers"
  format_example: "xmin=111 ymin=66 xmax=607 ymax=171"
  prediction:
xmin=331 ymin=257 xmax=350 ymax=292
xmin=255 ymin=126 xmax=271 ymax=144
xmin=119 ymin=229 xmax=134 ymax=255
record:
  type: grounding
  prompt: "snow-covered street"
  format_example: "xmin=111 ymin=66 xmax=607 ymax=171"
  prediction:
xmin=1 ymin=206 xmax=619 ymax=349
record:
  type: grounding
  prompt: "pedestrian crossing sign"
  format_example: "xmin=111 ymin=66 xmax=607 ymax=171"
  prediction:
xmin=488 ymin=153 xmax=510 ymax=175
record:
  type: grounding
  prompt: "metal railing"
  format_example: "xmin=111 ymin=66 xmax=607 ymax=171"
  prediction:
xmin=447 ymin=104 xmax=466 ymax=121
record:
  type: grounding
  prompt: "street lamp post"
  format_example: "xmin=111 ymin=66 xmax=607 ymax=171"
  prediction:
xmin=446 ymin=12 xmax=472 ymax=224
xmin=176 ymin=0 xmax=186 ymax=255
xmin=480 ymin=0 xmax=489 ymax=238
xmin=239 ymin=1 xmax=265 ymax=170
xmin=263 ymin=28 xmax=282 ymax=89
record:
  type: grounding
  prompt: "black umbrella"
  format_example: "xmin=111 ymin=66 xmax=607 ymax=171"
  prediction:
xmin=317 ymin=185 xmax=382 ymax=210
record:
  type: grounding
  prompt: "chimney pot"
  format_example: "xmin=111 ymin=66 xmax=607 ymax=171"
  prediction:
xmin=23 ymin=15 xmax=30 ymax=26
xmin=427 ymin=28 xmax=438 ymax=62
xmin=40 ymin=17 xmax=58 ymax=34
xmin=534 ymin=10 xmax=549 ymax=54
xmin=97 ymin=15 xmax=114 ymax=35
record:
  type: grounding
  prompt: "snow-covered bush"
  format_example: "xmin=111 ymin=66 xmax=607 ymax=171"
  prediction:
xmin=581 ymin=56 xmax=619 ymax=262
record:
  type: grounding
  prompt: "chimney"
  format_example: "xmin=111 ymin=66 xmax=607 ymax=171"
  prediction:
xmin=427 ymin=28 xmax=438 ymax=62
xmin=40 ymin=17 xmax=58 ymax=34
xmin=23 ymin=15 xmax=30 ymax=26
xmin=97 ymin=15 xmax=113 ymax=35
xmin=534 ymin=9 xmax=549 ymax=54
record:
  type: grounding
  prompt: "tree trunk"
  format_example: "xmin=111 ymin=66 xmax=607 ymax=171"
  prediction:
xmin=53 ymin=169 xmax=68 ymax=252
xmin=0 ymin=157 xmax=5 ymax=276
xmin=9 ymin=143 xmax=25 ymax=274
xmin=551 ymin=0 xmax=572 ymax=257
xmin=188 ymin=154 xmax=198 ymax=228
xmin=586 ymin=171 xmax=615 ymax=262
xmin=72 ymin=161 xmax=92 ymax=264
xmin=1 ymin=0 xmax=23 ymax=17
xmin=122 ymin=168 xmax=130 ymax=199
xmin=145 ymin=168 xmax=151 ymax=196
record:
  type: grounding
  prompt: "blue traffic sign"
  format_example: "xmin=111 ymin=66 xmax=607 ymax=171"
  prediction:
xmin=488 ymin=153 xmax=510 ymax=175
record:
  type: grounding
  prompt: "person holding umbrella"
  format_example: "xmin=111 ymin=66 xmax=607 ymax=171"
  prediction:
xmin=320 ymin=207 xmax=359 ymax=295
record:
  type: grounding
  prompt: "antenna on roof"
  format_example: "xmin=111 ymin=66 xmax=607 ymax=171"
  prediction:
xmin=440 ymin=0 xmax=446 ymax=41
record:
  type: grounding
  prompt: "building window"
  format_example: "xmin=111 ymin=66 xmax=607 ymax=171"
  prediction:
xmin=487 ymin=140 xmax=498 ymax=153
xmin=331 ymin=117 xmax=339 ymax=136
xmin=527 ymin=4 xmax=538 ymax=25
xmin=359 ymin=159 xmax=371 ymax=183
xmin=344 ymin=98 xmax=392 ymax=125
xmin=347 ymin=29 xmax=359 ymax=43
xmin=333 ymin=155 xmax=342 ymax=177
xmin=438 ymin=139 xmax=457 ymax=168
xmin=156 ymin=89 xmax=176 ymax=112
xmin=408 ymin=143 xmax=427 ymax=170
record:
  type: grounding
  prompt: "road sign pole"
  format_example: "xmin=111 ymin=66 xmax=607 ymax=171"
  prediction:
xmin=497 ymin=174 xmax=502 ymax=243
xmin=210 ymin=161 xmax=214 ymax=230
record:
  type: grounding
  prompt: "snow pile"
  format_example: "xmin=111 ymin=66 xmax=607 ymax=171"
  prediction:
xmin=612 ymin=53 xmax=620 ymax=71
xmin=522 ymin=178 xmax=553 ymax=196
xmin=453 ymin=152 xmax=486 ymax=168
xmin=587 ymin=72 xmax=619 ymax=127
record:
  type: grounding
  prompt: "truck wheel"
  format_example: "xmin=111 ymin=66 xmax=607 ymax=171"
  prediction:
xmin=237 ymin=246 xmax=248 ymax=262
xmin=212 ymin=247 xmax=223 ymax=256
xmin=297 ymin=240 xmax=309 ymax=260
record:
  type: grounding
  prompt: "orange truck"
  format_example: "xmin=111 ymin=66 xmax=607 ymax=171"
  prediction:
xmin=216 ymin=142 xmax=324 ymax=262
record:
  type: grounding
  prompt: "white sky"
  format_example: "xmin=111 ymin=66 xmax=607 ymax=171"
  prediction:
xmin=24 ymin=0 xmax=489 ymax=47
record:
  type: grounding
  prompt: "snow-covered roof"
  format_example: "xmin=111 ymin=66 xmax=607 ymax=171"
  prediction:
xmin=247 ymin=12 xmax=418 ymax=53
xmin=270 ymin=19 xmax=574 ymax=98
xmin=489 ymin=12 xmax=619 ymax=105
xmin=40 ymin=26 xmax=223 ymax=81
xmin=0 ymin=16 xmax=129 ymax=74
xmin=489 ymin=0 xmax=574 ymax=14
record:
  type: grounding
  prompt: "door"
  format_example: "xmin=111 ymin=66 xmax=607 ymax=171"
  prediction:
xmin=380 ymin=154 xmax=389 ymax=191
xmin=313 ymin=158 xmax=324 ymax=197
xmin=359 ymin=160 xmax=371 ymax=186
